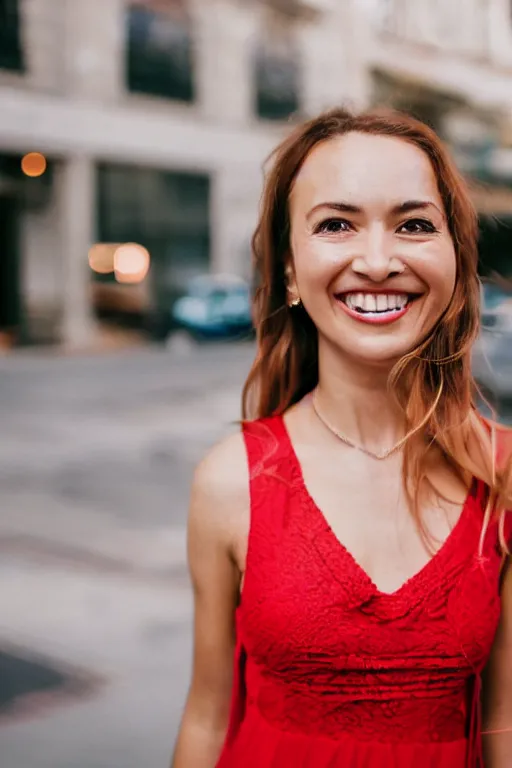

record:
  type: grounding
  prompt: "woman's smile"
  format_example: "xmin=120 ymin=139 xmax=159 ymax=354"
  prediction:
xmin=334 ymin=290 xmax=421 ymax=325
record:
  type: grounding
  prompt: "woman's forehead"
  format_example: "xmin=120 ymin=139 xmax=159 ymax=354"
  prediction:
xmin=291 ymin=132 xmax=442 ymax=213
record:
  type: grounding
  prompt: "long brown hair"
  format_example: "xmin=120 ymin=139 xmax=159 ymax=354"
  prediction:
xmin=242 ymin=107 xmax=512 ymax=554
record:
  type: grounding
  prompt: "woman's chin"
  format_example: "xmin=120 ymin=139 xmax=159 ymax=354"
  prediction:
xmin=324 ymin=334 xmax=417 ymax=369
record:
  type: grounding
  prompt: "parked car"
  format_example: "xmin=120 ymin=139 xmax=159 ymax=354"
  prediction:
xmin=473 ymin=281 xmax=512 ymax=403
xmin=168 ymin=274 xmax=254 ymax=341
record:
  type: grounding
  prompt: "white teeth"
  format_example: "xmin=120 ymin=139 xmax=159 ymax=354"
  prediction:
xmin=393 ymin=294 xmax=408 ymax=310
xmin=376 ymin=295 xmax=387 ymax=312
xmin=364 ymin=295 xmax=377 ymax=312
xmin=343 ymin=293 xmax=409 ymax=313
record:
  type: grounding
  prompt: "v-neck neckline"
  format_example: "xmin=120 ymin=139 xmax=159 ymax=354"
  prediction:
xmin=275 ymin=413 xmax=477 ymax=602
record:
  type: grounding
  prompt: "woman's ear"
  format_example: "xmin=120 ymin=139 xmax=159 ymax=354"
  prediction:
xmin=285 ymin=262 xmax=301 ymax=307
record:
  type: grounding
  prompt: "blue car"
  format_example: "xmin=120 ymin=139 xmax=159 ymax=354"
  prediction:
xmin=171 ymin=274 xmax=254 ymax=340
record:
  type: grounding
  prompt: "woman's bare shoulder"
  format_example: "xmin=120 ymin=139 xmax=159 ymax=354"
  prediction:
xmin=189 ymin=429 xmax=250 ymax=542
xmin=194 ymin=429 xmax=249 ymax=498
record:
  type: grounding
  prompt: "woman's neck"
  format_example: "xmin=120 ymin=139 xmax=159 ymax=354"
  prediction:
xmin=314 ymin=345 xmax=406 ymax=452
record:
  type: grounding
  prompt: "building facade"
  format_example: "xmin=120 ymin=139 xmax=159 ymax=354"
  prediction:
xmin=0 ymin=0 xmax=511 ymax=350
xmin=367 ymin=0 xmax=512 ymax=278
xmin=370 ymin=0 xmax=512 ymax=165
xmin=0 ymin=0 xmax=369 ymax=348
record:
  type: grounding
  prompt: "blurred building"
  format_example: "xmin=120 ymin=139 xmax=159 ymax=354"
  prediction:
xmin=368 ymin=0 xmax=512 ymax=280
xmin=0 ymin=0 xmax=368 ymax=349
xmin=0 ymin=0 xmax=511 ymax=350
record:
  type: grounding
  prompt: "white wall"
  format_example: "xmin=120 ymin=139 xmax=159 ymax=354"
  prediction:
xmin=20 ymin=180 xmax=62 ymax=321
xmin=369 ymin=0 xmax=512 ymax=113
xmin=488 ymin=0 xmax=512 ymax=70
xmin=299 ymin=1 xmax=370 ymax=115
xmin=211 ymin=164 xmax=263 ymax=278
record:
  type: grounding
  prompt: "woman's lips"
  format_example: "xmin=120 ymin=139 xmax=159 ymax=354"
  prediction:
xmin=334 ymin=293 xmax=415 ymax=325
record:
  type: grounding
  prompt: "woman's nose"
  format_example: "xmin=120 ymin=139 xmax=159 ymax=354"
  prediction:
xmin=350 ymin=232 xmax=404 ymax=282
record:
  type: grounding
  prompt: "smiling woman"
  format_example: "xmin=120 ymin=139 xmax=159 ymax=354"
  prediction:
xmin=171 ymin=108 xmax=512 ymax=768
xmin=283 ymin=130 xmax=460 ymax=373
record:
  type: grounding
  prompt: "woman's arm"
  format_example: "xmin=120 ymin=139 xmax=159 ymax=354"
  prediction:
xmin=171 ymin=433 xmax=249 ymax=768
xmin=482 ymin=558 xmax=512 ymax=766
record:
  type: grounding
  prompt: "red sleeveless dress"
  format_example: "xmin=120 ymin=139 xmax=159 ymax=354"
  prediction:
xmin=216 ymin=416 xmax=512 ymax=768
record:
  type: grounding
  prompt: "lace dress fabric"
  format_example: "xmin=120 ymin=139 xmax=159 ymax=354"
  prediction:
xmin=216 ymin=416 xmax=512 ymax=768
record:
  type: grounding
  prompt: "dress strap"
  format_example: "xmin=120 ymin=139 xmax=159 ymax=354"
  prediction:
xmin=241 ymin=414 xmax=296 ymax=568
xmin=241 ymin=415 xmax=292 ymax=479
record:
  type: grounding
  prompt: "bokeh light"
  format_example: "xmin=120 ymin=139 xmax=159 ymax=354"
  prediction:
xmin=88 ymin=243 xmax=118 ymax=274
xmin=113 ymin=243 xmax=150 ymax=284
xmin=21 ymin=152 xmax=47 ymax=178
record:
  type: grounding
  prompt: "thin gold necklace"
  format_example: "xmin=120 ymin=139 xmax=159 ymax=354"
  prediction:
xmin=311 ymin=391 xmax=407 ymax=461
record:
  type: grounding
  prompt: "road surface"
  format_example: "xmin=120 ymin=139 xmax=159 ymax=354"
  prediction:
xmin=0 ymin=342 xmax=253 ymax=768
xmin=0 ymin=342 xmax=510 ymax=768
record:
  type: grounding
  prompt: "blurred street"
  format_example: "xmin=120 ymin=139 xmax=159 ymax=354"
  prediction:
xmin=0 ymin=341 xmax=511 ymax=768
xmin=0 ymin=342 xmax=254 ymax=768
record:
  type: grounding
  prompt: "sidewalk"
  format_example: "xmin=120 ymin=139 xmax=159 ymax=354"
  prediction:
xmin=0 ymin=347 xmax=247 ymax=768
xmin=0 ymin=327 xmax=147 ymax=361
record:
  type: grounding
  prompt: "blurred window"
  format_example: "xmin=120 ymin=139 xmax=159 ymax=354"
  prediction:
xmin=0 ymin=0 xmax=24 ymax=72
xmin=254 ymin=10 xmax=301 ymax=121
xmin=96 ymin=165 xmax=210 ymax=306
xmin=126 ymin=0 xmax=194 ymax=102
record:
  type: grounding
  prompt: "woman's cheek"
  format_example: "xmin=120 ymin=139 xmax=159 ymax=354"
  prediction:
xmin=296 ymin=241 xmax=351 ymax=285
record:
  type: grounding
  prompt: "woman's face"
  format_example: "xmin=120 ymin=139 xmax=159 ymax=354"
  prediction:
xmin=287 ymin=132 xmax=457 ymax=367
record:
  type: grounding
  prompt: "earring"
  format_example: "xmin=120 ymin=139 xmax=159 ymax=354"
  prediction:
xmin=288 ymin=297 xmax=301 ymax=308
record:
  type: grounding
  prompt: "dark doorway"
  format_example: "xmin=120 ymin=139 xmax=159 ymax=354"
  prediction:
xmin=0 ymin=195 xmax=21 ymax=341
xmin=478 ymin=214 xmax=512 ymax=279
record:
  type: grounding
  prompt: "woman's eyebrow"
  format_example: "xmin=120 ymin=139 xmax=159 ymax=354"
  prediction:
xmin=306 ymin=199 xmax=443 ymax=221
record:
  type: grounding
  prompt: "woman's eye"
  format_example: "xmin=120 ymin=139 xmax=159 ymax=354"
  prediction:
xmin=398 ymin=218 xmax=437 ymax=235
xmin=316 ymin=218 xmax=352 ymax=234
